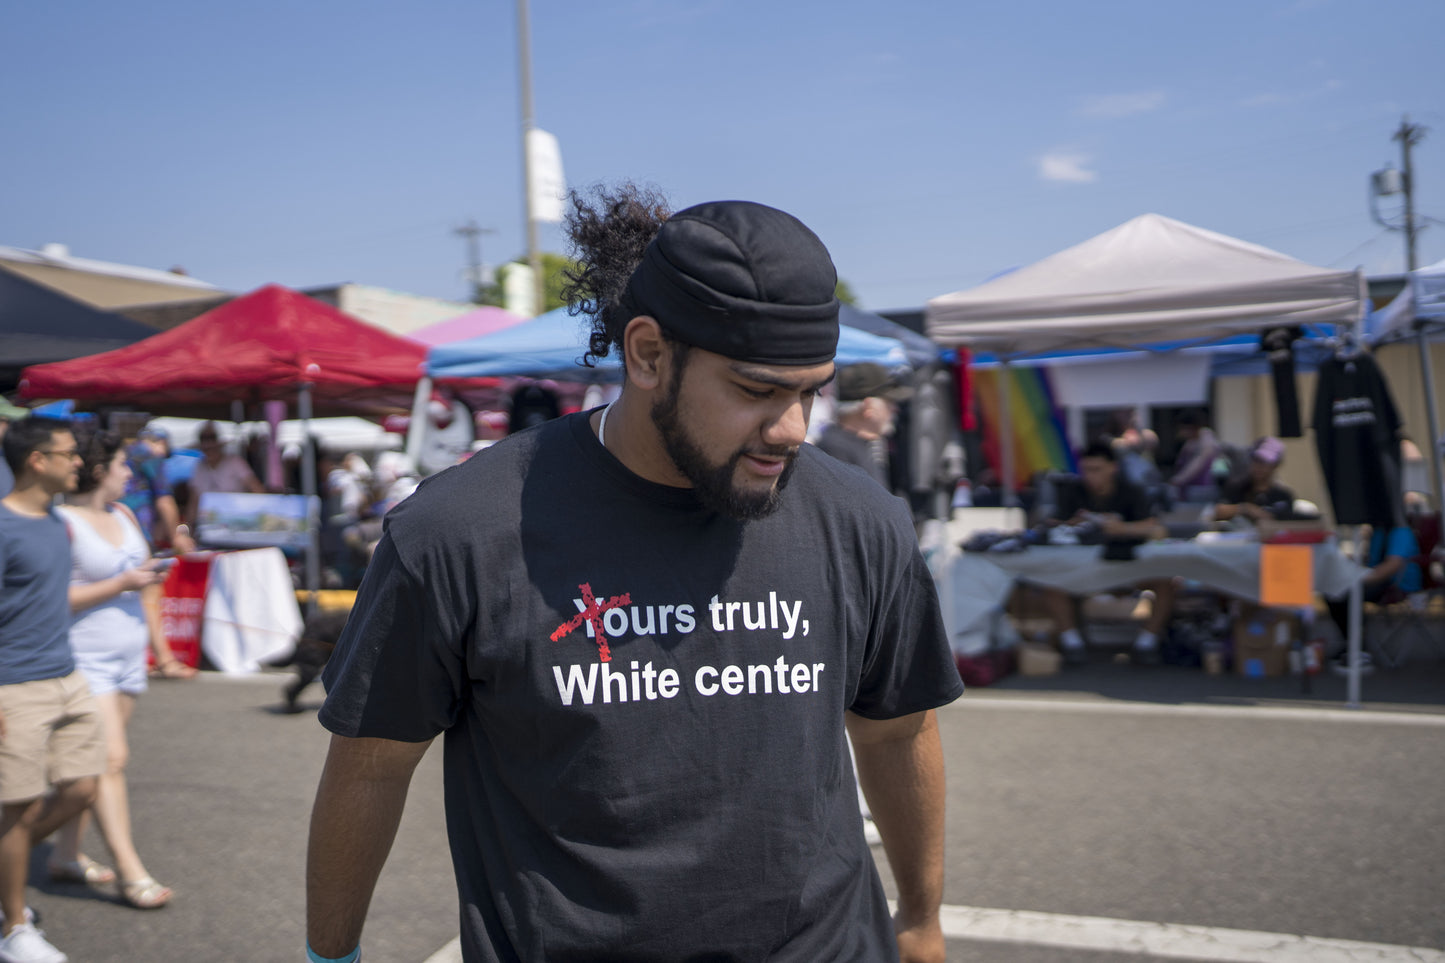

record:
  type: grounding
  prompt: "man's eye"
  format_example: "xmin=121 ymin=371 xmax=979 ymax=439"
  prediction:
xmin=739 ymin=385 xmax=772 ymax=399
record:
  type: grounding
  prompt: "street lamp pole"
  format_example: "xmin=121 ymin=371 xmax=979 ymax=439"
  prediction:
xmin=517 ymin=0 xmax=545 ymax=316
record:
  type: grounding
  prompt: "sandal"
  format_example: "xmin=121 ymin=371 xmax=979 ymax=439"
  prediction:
xmin=153 ymin=659 xmax=197 ymax=680
xmin=118 ymin=876 xmax=172 ymax=910
xmin=48 ymin=855 xmax=116 ymax=886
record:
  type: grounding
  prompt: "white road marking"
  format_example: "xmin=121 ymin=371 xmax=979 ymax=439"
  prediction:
xmin=931 ymin=903 xmax=1445 ymax=962
xmin=423 ymin=905 xmax=1445 ymax=963
xmin=422 ymin=940 xmax=462 ymax=963
xmin=951 ymin=695 xmax=1445 ymax=727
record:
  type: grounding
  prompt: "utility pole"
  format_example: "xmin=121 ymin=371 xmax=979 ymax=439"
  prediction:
xmin=1375 ymin=117 xmax=1441 ymax=513
xmin=454 ymin=220 xmax=495 ymax=304
xmin=1395 ymin=118 xmax=1424 ymax=273
xmin=517 ymin=0 xmax=545 ymax=316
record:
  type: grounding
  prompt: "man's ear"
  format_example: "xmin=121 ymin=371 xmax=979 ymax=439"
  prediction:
xmin=623 ymin=316 xmax=667 ymax=392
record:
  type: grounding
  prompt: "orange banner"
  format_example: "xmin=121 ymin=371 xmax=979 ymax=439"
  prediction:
xmin=1259 ymin=544 xmax=1314 ymax=609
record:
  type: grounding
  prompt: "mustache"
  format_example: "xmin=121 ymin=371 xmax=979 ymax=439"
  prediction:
xmin=741 ymin=445 xmax=798 ymax=460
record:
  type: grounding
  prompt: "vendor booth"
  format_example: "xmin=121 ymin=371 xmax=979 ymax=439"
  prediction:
xmin=924 ymin=213 xmax=1389 ymax=703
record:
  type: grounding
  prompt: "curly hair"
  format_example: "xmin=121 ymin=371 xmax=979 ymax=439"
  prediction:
xmin=76 ymin=429 xmax=125 ymax=495
xmin=561 ymin=183 xmax=672 ymax=368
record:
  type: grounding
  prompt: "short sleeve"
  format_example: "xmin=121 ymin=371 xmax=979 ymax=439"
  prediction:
xmin=148 ymin=462 xmax=172 ymax=498
xmin=1386 ymin=527 xmax=1418 ymax=560
xmin=850 ymin=523 xmax=964 ymax=720
xmin=318 ymin=532 xmax=469 ymax=742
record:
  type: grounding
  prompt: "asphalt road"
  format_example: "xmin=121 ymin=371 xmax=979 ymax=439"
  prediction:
xmin=19 ymin=660 xmax=1445 ymax=962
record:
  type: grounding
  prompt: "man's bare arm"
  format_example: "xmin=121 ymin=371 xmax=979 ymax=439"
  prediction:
xmin=306 ymin=734 xmax=432 ymax=958
xmin=846 ymin=708 xmax=948 ymax=963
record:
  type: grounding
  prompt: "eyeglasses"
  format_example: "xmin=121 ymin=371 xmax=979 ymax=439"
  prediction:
xmin=39 ymin=449 xmax=81 ymax=460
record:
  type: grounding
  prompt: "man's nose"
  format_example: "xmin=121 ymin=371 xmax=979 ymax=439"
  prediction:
xmin=762 ymin=397 xmax=810 ymax=449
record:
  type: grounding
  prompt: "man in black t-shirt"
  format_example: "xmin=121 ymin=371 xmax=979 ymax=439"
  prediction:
xmin=1040 ymin=442 xmax=1172 ymax=665
xmin=815 ymin=361 xmax=911 ymax=491
xmin=306 ymin=188 xmax=963 ymax=963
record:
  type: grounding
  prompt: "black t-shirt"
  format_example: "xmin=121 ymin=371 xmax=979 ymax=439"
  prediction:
xmin=813 ymin=423 xmax=888 ymax=490
xmin=1052 ymin=475 xmax=1153 ymax=524
xmin=1312 ymin=353 xmax=1403 ymax=527
xmin=319 ymin=411 xmax=963 ymax=963
xmin=1219 ymin=478 xmax=1295 ymax=520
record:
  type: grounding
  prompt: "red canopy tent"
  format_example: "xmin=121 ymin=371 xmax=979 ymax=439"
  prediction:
xmin=18 ymin=284 xmax=437 ymax=418
xmin=18 ymin=284 xmax=490 ymax=609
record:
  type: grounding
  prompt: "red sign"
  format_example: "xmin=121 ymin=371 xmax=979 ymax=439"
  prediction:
xmin=156 ymin=556 xmax=214 ymax=669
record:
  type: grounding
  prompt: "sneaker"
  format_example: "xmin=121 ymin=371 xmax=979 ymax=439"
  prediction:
xmin=862 ymin=816 xmax=883 ymax=847
xmin=0 ymin=923 xmax=67 ymax=963
xmin=1330 ymin=651 xmax=1374 ymax=676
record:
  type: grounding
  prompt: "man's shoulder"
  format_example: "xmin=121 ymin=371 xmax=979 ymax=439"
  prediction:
xmin=792 ymin=447 xmax=907 ymax=520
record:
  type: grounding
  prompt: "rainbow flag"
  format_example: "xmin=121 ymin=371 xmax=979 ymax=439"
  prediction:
xmin=971 ymin=366 xmax=1074 ymax=488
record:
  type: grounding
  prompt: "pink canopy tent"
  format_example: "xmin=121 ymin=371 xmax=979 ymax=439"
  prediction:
xmin=409 ymin=306 xmax=526 ymax=347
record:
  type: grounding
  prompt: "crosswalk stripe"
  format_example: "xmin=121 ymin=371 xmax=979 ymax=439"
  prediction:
xmin=933 ymin=903 xmax=1445 ymax=962
xmin=950 ymin=694 xmax=1445 ymax=727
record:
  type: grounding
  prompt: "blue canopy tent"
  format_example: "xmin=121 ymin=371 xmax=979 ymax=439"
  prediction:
xmin=424 ymin=306 xmax=911 ymax=380
xmin=839 ymin=304 xmax=940 ymax=368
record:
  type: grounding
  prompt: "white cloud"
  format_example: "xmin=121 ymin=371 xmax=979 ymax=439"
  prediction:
xmin=1242 ymin=79 xmax=1344 ymax=108
xmin=1039 ymin=151 xmax=1097 ymax=183
xmin=1078 ymin=91 xmax=1166 ymax=119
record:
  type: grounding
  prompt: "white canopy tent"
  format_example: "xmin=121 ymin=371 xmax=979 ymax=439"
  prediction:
xmin=925 ymin=213 xmax=1368 ymax=499
xmin=925 ymin=213 xmax=1366 ymax=358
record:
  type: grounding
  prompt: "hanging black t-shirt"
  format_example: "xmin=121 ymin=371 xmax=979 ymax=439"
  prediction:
xmin=1312 ymin=352 xmax=1403 ymax=527
xmin=319 ymin=411 xmax=963 ymax=963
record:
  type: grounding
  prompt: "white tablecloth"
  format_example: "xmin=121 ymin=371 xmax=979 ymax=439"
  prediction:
xmin=202 ymin=547 xmax=302 ymax=673
xmin=940 ymin=539 xmax=1366 ymax=656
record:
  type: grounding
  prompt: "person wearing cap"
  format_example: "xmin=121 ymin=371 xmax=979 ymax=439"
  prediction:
xmin=185 ymin=421 xmax=264 ymax=529
xmin=118 ymin=425 xmax=196 ymax=555
xmin=306 ymin=186 xmax=962 ymax=963
xmin=1213 ymin=436 xmax=1295 ymax=524
xmin=815 ymin=362 xmax=911 ymax=491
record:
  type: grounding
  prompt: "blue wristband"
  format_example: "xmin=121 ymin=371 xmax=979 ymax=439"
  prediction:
xmin=306 ymin=945 xmax=359 ymax=963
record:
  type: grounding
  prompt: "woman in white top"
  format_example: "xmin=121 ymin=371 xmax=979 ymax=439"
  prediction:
xmin=51 ymin=430 xmax=194 ymax=910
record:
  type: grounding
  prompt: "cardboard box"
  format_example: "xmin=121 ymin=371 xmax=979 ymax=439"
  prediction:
xmin=1232 ymin=604 xmax=1301 ymax=678
xmin=1018 ymin=642 xmax=1062 ymax=677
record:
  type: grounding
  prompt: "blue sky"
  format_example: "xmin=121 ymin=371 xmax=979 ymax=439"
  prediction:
xmin=3 ymin=0 xmax=1442 ymax=313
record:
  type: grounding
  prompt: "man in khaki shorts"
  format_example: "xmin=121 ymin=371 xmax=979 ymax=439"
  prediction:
xmin=0 ymin=417 xmax=106 ymax=963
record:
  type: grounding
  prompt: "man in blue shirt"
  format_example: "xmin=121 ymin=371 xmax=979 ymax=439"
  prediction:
xmin=0 ymin=417 xmax=108 ymax=963
xmin=1328 ymin=523 xmax=1422 ymax=673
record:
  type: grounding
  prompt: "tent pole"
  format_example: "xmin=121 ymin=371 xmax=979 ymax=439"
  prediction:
xmin=1346 ymin=525 xmax=1364 ymax=709
xmin=998 ymin=361 xmax=1017 ymax=508
xmin=1413 ymin=327 xmax=1445 ymax=514
xmin=405 ymin=376 xmax=433 ymax=474
xmin=299 ymin=384 xmax=319 ymax=621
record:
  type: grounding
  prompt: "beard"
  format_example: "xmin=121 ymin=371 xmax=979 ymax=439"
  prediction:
xmin=651 ymin=375 xmax=798 ymax=521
